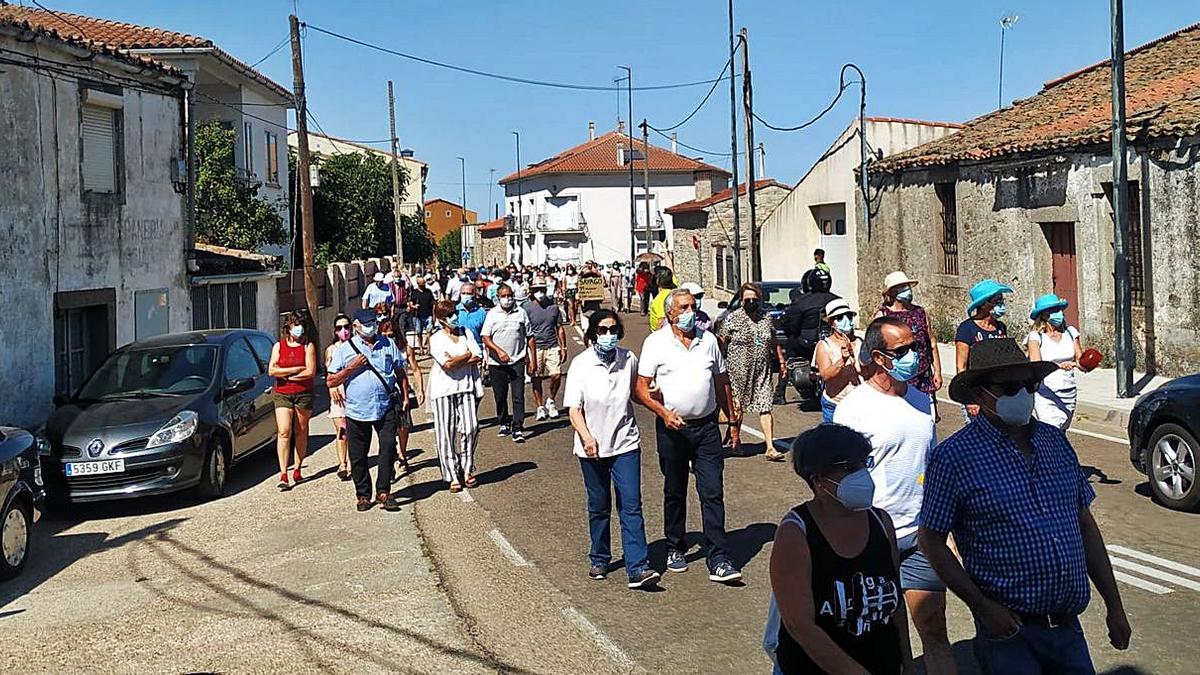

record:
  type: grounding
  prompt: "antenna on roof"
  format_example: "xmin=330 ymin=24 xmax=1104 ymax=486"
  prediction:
xmin=998 ymin=14 xmax=1020 ymax=109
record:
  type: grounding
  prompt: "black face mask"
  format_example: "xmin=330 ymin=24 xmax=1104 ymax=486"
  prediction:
xmin=743 ymin=298 xmax=760 ymax=314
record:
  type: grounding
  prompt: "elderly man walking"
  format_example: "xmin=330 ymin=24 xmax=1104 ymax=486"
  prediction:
xmin=635 ymin=287 xmax=742 ymax=583
xmin=919 ymin=339 xmax=1131 ymax=674
xmin=326 ymin=309 xmax=409 ymax=512
xmin=833 ymin=316 xmax=952 ymax=673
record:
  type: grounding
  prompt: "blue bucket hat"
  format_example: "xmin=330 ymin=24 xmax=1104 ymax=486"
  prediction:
xmin=353 ymin=308 xmax=378 ymax=325
xmin=1029 ymin=293 xmax=1069 ymax=320
xmin=966 ymin=279 xmax=1014 ymax=316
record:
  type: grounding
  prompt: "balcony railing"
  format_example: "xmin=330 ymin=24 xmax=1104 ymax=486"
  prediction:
xmin=634 ymin=212 xmax=667 ymax=230
xmin=539 ymin=212 xmax=587 ymax=233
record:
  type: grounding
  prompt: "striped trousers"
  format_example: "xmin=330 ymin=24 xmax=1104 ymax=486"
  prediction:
xmin=432 ymin=392 xmax=479 ymax=483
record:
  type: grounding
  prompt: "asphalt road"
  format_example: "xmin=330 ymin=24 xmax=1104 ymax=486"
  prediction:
xmin=443 ymin=312 xmax=1200 ymax=675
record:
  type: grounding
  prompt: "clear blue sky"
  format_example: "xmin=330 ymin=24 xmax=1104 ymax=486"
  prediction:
xmin=45 ymin=0 xmax=1199 ymax=221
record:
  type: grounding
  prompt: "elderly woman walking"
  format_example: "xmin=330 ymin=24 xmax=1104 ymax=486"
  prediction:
xmin=718 ymin=282 xmax=787 ymax=460
xmin=1026 ymin=293 xmax=1084 ymax=429
xmin=428 ymin=300 xmax=484 ymax=492
xmin=565 ymin=309 xmax=660 ymax=589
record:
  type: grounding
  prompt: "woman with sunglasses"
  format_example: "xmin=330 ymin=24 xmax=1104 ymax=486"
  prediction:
xmin=325 ymin=313 xmax=353 ymax=480
xmin=376 ymin=302 xmax=424 ymax=472
xmin=564 ymin=309 xmax=660 ymax=589
xmin=765 ymin=423 xmax=908 ymax=674
xmin=268 ymin=311 xmax=318 ymax=490
xmin=429 ymin=300 xmax=484 ymax=492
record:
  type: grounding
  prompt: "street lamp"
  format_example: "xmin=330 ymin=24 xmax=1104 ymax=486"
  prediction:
xmin=617 ymin=65 xmax=634 ymax=263
xmin=512 ymin=131 xmax=523 ymax=266
xmin=998 ymin=14 xmax=1020 ymax=109
xmin=457 ymin=156 xmax=467 ymax=265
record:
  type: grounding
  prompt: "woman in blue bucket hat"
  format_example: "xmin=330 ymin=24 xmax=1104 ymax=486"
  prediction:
xmin=1025 ymin=293 xmax=1084 ymax=429
xmin=954 ymin=279 xmax=1013 ymax=417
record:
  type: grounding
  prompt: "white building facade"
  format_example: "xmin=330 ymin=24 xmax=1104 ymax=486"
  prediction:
xmin=499 ymin=129 xmax=729 ymax=265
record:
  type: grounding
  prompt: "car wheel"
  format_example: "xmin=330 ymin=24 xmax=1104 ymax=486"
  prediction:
xmin=0 ymin=498 xmax=31 ymax=579
xmin=196 ymin=438 xmax=229 ymax=500
xmin=1147 ymin=423 xmax=1200 ymax=511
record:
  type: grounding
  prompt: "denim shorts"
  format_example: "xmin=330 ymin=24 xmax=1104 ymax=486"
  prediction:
xmin=408 ymin=315 xmax=433 ymax=334
xmin=896 ymin=532 xmax=946 ymax=592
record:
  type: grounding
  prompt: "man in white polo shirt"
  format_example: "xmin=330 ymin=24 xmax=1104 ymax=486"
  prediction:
xmin=634 ymin=287 xmax=742 ymax=583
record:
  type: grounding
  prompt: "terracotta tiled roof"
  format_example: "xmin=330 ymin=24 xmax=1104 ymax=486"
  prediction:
xmin=864 ymin=117 xmax=965 ymax=129
xmin=0 ymin=11 xmax=182 ymax=78
xmin=664 ymin=179 xmax=789 ymax=214
xmin=874 ymin=21 xmax=1200 ymax=173
xmin=479 ymin=217 xmax=506 ymax=234
xmin=499 ymin=131 xmax=729 ymax=185
xmin=0 ymin=4 xmax=291 ymax=100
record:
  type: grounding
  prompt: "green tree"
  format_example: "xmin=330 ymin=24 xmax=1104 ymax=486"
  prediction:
xmin=436 ymin=226 xmax=462 ymax=268
xmin=195 ymin=121 xmax=286 ymax=251
xmin=290 ymin=149 xmax=435 ymax=265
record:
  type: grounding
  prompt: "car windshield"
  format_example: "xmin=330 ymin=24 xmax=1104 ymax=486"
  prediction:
xmin=760 ymin=284 xmax=803 ymax=309
xmin=76 ymin=345 xmax=219 ymax=400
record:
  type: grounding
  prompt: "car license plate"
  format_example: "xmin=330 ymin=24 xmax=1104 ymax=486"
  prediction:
xmin=65 ymin=459 xmax=125 ymax=477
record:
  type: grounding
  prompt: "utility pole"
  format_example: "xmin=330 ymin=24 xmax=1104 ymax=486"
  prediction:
xmin=387 ymin=80 xmax=406 ymax=264
xmin=288 ymin=15 xmax=318 ymax=325
xmin=512 ymin=131 xmax=523 ymax=266
xmin=741 ymin=27 xmax=760 ymax=282
xmin=1110 ymin=0 xmax=1134 ymax=396
xmin=458 ymin=156 xmax=467 ymax=266
xmin=488 ymin=168 xmax=495 ymax=222
xmin=757 ymin=143 xmax=765 ymax=178
xmin=618 ymin=66 xmax=635 ymax=263
xmin=640 ymin=119 xmax=652 ymax=256
xmin=727 ymin=0 xmax=742 ymax=288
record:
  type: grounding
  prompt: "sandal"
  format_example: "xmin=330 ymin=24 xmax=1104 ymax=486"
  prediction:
xmin=465 ymin=474 xmax=478 ymax=488
xmin=336 ymin=467 xmax=350 ymax=481
xmin=449 ymin=482 xmax=462 ymax=493
xmin=765 ymin=450 xmax=787 ymax=462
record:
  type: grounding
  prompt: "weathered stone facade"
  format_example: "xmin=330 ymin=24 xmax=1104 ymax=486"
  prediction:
xmin=859 ymin=144 xmax=1200 ymax=376
xmin=669 ymin=182 xmax=790 ymax=302
xmin=479 ymin=228 xmax=507 ymax=267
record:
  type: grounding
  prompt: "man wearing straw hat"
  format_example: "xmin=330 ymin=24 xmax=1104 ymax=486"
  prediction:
xmin=919 ymin=338 xmax=1131 ymax=674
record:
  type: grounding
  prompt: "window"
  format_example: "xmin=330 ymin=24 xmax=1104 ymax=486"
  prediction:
xmin=134 ymin=289 xmax=170 ymax=340
xmin=714 ymin=245 xmax=735 ymax=289
xmin=835 ymin=219 xmax=846 ymax=236
xmin=1103 ymin=181 xmax=1146 ymax=306
xmin=243 ymin=122 xmax=254 ymax=175
xmin=82 ymin=103 xmax=118 ymax=193
xmin=246 ymin=334 xmax=277 ymax=370
xmin=936 ymin=182 xmax=958 ymax=275
xmin=264 ymin=131 xmax=279 ymax=184
xmin=192 ymin=282 xmax=257 ymax=330
xmin=822 ymin=220 xmax=833 ymax=235
xmin=445 ymin=209 xmax=452 ymax=218
xmin=223 ymin=338 xmax=262 ymax=384
xmin=425 ymin=210 xmax=431 ymax=218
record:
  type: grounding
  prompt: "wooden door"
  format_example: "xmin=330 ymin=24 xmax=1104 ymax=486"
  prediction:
xmin=1042 ymin=223 xmax=1080 ymax=328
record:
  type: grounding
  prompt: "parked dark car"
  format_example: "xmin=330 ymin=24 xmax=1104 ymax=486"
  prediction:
xmin=1128 ymin=373 xmax=1200 ymax=511
xmin=0 ymin=426 xmax=45 ymax=579
xmin=714 ymin=280 xmax=805 ymax=342
xmin=43 ymin=329 xmax=280 ymax=508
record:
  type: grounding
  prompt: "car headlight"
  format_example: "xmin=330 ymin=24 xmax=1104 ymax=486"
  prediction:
xmin=146 ymin=410 xmax=200 ymax=449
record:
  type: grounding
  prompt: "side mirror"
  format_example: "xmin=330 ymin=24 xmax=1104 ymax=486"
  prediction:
xmin=225 ymin=377 xmax=255 ymax=396
xmin=717 ymin=301 xmax=729 ymax=309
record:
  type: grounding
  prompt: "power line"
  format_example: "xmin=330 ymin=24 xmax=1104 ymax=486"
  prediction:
xmin=652 ymin=34 xmax=742 ymax=132
xmin=302 ymin=22 xmax=737 ymax=92
xmin=30 ymin=1 xmax=92 ymax=40
xmin=646 ymin=125 xmax=732 ymax=158
xmin=250 ymin=34 xmax=291 ymax=68
xmin=753 ymin=64 xmax=862 ymax=132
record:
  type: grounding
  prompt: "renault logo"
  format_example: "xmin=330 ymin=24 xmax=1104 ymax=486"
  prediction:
xmin=87 ymin=438 xmax=105 ymax=458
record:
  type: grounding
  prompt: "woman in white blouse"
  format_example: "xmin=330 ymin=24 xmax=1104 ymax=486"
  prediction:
xmin=564 ymin=309 xmax=660 ymax=590
xmin=428 ymin=300 xmax=484 ymax=492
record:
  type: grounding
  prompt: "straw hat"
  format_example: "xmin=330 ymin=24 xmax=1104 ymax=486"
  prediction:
xmin=882 ymin=271 xmax=918 ymax=294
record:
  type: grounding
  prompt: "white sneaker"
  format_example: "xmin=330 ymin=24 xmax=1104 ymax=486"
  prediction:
xmin=535 ymin=406 xmax=548 ymax=421
xmin=545 ymin=399 xmax=559 ymax=418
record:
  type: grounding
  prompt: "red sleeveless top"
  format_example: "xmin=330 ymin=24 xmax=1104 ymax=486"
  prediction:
xmin=275 ymin=340 xmax=312 ymax=394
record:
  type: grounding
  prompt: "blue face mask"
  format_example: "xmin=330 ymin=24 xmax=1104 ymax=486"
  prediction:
xmin=595 ymin=334 xmax=619 ymax=352
xmin=289 ymin=325 xmax=304 ymax=339
xmin=445 ymin=315 xmax=460 ymax=330
xmin=675 ymin=310 xmax=696 ymax=332
xmin=990 ymin=302 xmax=1007 ymax=319
xmin=834 ymin=316 xmax=854 ymax=333
xmin=895 ymin=287 xmax=914 ymax=303
xmin=882 ymin=349 xmax=920 ymax=382
xmin=1048 ymin=310 xmax=1065 ymax=328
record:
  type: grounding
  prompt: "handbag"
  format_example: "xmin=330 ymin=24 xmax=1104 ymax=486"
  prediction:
xmin=347 ymin=338 xmax=407 ymax=411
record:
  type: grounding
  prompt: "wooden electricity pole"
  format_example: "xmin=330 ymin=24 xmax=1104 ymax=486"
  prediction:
xmin=289 ymin=15 xmax=319 ymax=324
xmin=741 ymin=27 xmax=760 ymax=282
xmin=388 ymin=80 xmax=406 ymax=263
xmin=640 ymin=119 xmax=652 ymax=255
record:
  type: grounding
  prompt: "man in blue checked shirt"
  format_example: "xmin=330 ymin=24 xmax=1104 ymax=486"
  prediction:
xmin=918 ymin=339 xmax=1131 ymax=674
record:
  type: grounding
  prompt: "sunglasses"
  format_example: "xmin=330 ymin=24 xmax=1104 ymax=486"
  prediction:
xmin=594 ymin=325 xmax=619 ymax=336
xmin=334 ymin=323 xmax=351 ymax=331
xmin=984 ymin=380 xmax=1039 ymax=396
xmin=877 ymin=342 xmax=917 ymax=360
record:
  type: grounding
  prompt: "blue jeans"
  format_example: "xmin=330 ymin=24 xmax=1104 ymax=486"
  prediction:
xmin=820 ymin=396 xmax=837 ymax=423
xmin=579 ymin=449 xmax=651 ymax=580
xmin=973 ymin=616 xmax=1095 ymax=675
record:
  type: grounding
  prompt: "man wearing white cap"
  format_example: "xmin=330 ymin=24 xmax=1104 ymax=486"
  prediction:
xmin=362 ymin=272 xmax=394 ymax=309
xmin=679 ymin=282 xmax=712 ymax=332
xmin=813 ymin=298 xmax=864 ymax=422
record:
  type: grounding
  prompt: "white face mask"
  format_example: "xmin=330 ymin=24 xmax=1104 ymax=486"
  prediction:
xmin=988 ymin=388 xmax=1035 ymax=425
xmin=358 ymin=323 xmax=377 ymax=338
xmin=499 ymin=296 xmax=514 ymax=309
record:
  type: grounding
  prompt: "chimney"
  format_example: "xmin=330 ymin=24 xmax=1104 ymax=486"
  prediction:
xmin=693 ymin=171 xmax=713 ymax=200
xmin=617 ymin=142 xmax=625 ymax=166
xmin=588 ymin=121 xmax=596 ymax=141
xmin=617 ymin=120 xmax=625 ymax=135
xmin=671 ymin=132 xmax=678 ymax=154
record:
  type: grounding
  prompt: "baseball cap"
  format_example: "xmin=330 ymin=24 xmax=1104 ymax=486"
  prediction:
xmin=353 ymin=308 xmax=377 ymax=325
xmin=679 ymin=282 xmax=705 ymax=297
xmin=372 ymin=272 xmax=385 ymax=282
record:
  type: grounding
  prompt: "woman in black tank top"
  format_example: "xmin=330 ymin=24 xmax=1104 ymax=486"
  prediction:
xmin=769 ymin=424 xmax=908 ymax=674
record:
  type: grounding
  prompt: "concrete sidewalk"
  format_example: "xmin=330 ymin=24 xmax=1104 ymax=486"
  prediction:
xmin=935 ymin=342 xmax=1172 ymax=431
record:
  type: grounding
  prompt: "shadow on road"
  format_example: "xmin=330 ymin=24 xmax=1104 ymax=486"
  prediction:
xmin=1081 ymin=464 xmax=1122 ymax=485
xmin=136 ymin=530 xmax=535 ymax=673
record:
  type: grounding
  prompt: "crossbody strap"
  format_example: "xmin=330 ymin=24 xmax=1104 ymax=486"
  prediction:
xmin=348 ymin=339 xmax=399 ymax=406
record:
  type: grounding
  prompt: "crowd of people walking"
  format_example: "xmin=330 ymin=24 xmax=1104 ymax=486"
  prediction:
xmin=260 ymin=250 xmax=1130 ymax=674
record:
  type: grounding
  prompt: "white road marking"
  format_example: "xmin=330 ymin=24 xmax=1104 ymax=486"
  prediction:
xmin=488 ymin=528 xmax=530 ymax=567
xmin=562 ymin=607 xmax=639 ymax=672
xmin=458 ymin=488 xmax=475 ymax=503
xmin=1113 ymin=570 xmax=1173 ymax=595
xmin=738 ymin=424 xmax=792 ymax=451
xmin=935 ymin=397 xmax=1127 ymax=445
xmin=574 ymin=325 xmax=584 ymax=339
xmin=1109 ymin=557 xmax=1200 ymax=592
xmin=1107 ymin=545 xmax=1200 ymax=578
